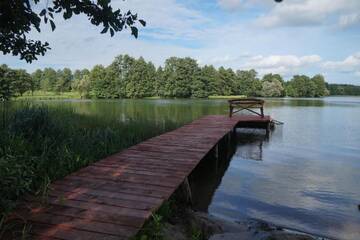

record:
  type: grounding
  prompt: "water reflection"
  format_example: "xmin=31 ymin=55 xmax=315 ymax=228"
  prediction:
xmin=234 ymin=129 xmax=269 ymax=161
xmin=2 ymin=97 xmax=360 ymax=240
xmin=207 ymin=124 xmax=360 ymax=240
xmin=189 ymin=132 xmax=237 ymax=212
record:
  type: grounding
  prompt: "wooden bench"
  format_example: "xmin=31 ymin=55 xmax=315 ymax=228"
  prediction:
xmin=228 ymin=98 xmax=265 ymax=117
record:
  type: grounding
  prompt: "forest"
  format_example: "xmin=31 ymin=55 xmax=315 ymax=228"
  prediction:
xmin=1 ymin=54 xmax=358 ymax=100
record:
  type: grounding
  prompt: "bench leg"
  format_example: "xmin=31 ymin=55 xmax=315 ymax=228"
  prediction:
xmin=229 ymin=106 xmax=233 ymax=117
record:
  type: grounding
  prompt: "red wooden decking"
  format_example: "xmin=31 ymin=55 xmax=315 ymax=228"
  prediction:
xmin=14 ymin=115 xmax=271 ymax=240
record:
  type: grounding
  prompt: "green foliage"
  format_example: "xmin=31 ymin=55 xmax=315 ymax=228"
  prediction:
xmin=0 ymin=106 xmax=178 ymax=221
xmin=190 ymin=227 xmax=202 ymax=240
xmin=124 ymin=57 xmax=156 ymax=98
xmin=133 ymin=214 xmax=164 ymax=240
xmin=0 ymin=0 xmax=145 ymax=62
xmin=285 ymin=74 xmax=329 ymax=97
xmin=89 ymin=65 xmax=118 ymax=98
xmin=235 ymin=69 xmax=261 ymax=96
xmin=163 ymin=57 xmax=200 ymax=98
xmin=41 ymin=68 xmax=57 ymax=91
xmin=72 ymin=75 xmax=90 ymax=98
xmin=3 ymin=55 xmax=345 ymax=100
xmin=0 ymin=65 xmax=33 ymax=100
xmin=261 ymin=73 xmax=285 ymax=97
xmin=30 ymin=69 xmax=43 ymax=92
xmin=8 ymin=106 xmax=57 ymax=139
xmin=217 ymin=67 xmax=235 ymax=96
xmin=327 ymin=83 xmax=360 ymax=96
xmin=0 ymin=65 xmax=16 ymax=100
xmin=55 ymin=68 xmax=73 ymax=92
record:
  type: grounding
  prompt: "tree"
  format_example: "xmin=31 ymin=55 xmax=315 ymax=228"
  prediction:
xmin=163 ymin=57 xmax=199 ymax=98
xmin=31 ymin=69 xmax=43 ymax=93
xmin=123 ymin=57 xmax=156 ymax=98
xmin=72 ymin=75 xmax=90 ymax=98
xmin=0 ymin=65 xmax=16 ymax=100
xmin=41 ymin=68 xmax=57 ymax=91
xmin=261 ymin=80 xmax=284 ymax=97
xmin=55 ymin=68 xmax=73 ymax=92
xmin=191 ymin=65 xmax=219 ymax=98
xmin=327 ymin=84 xmax=360 ymax=96
xmin=155 ymin=67 xmax=166 ymax=97
xmin=285 ymin=75 xmax=317 ymax=97
xmin=235 ymin=69 xmax=261 ymax=96
xmin=0 ymin=0 xmax=146 ymax=62
xmin=89 ymin=65 xmax=116 ymax=98
xmin=199 ymin=65 xmax=219 ymax=96
xmin=217 ymin=67 xmax=235 ymax=96
xmin=261 ymin=73 xmax=285 ymax=97
xmin=107 ymin=54 xmax=137 ymax=98
xmin=13 ymin=69 xmax=32 ymax=96
xmin=312 ymin=74 xmax=329 ymax=97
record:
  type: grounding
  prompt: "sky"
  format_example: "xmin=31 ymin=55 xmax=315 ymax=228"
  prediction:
xmin=1 ymin=0 xmax=360 ymax=84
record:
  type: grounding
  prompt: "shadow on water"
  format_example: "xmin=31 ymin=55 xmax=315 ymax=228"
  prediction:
xmin=234 ymin=129 xmax=270 ymax=161
xmin=188 ymin=128 xmax=272 ymax=212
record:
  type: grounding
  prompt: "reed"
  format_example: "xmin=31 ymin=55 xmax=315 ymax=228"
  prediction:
xmin=0 ymin=105 xmax=178 ymax=219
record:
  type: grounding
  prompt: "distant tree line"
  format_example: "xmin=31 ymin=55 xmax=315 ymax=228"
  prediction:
xmin=2 ymin=55 xmax=358 ymax=100
xmin=326 ymin=83 xmax=360 ymax=96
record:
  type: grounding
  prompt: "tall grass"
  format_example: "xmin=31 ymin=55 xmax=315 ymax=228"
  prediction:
xmin=0 ymin=104 xmax=178 ymax=220
xmin=15 ymin=91 xmax=81 ymax=100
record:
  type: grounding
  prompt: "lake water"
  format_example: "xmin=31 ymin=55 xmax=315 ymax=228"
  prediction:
xmin=5 ymin=97 xmax=360 ymax=240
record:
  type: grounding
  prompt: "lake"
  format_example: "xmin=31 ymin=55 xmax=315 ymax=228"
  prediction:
xmin=5 ymin=97 xmax=360 ymax=240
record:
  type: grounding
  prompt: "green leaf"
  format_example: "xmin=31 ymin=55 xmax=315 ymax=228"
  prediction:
xmin=139 ymin=19 xmax=146 ymax=27
xmin=39 ymin=9 xmax=46 ymax=16
xmin=101 ymin=27 xmax=108 ymax=34
xmin=50 ymin=20 xmax=56 ymax=31
xmin=130 ymin=27 xmax=138 ymax=38
xmin=63 ymin=10 xmax=72 ymax=19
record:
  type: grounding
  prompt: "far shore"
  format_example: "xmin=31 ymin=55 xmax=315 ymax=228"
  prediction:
xmin=12 ymin=91 xmax=360 ymax=101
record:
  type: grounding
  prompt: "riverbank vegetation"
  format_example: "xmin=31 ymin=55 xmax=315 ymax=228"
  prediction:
xmin=0 ymin=105 xmax=180 ymax=230
xmin=3 ymin=55 xmax=356 ymax=101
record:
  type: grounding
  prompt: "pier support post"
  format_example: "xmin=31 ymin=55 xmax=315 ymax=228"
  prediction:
xmin=214 ymin=144 xmax=219 ymax=174
xmin=177 ymin=177 xmax=193 ymax=206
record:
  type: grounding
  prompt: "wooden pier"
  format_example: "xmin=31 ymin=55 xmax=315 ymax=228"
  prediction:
xmin=13 ymin=115 xmax=271 ymax=240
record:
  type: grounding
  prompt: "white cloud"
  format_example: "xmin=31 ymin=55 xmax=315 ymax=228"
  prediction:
xmin=242 ymin=54 xmax=321 ymax=75
xmin=1 ymin=0 xmax=359 ymax=85
xmin=338 ymin=13 xmax=360 ymax=28
xmin=256 ymin=0 xmax=360 ymax=27
xmin=323 ymin=52 xmax=360 ymax=73
xmin=217 ymin=0 xmax=273 ymax=11
xmin=218 ymin=0 xmax=243 ymax=10
xmin=116 ymin=0 xmax=209 ymax=40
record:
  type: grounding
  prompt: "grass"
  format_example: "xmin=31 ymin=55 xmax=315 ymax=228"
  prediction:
xmin=15 ymin=92 xmax=248 ymax=101
xmin=15 ymin=91 xmax=81 ymax=100
xmin=144 ymin=96 xmax=162 ymax=100
xmin=208 ymin=95 xmax=246 ymax=99
xmin=0 ymin=104 xmax=180 ymax=238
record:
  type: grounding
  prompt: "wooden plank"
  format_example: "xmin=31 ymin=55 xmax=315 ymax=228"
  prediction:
xmin=49 ymin=185 xmax=163 ymax=205
xmin=25 ymin=196 xmax=151 ymax=219
xmin=54 ymin=177 xmax=172 ymax=198
xmin=14 ymin=115 xmax=271 ymax=240
xmin=31 ymin=222 xmax=124 ymax=240
xmin=28 ymin=212 xmax=137 ymax=237
xmin=48 ymin=189 xmax=155 ymax=211
xmin=17 ymin=202 xmax=145 ymax=228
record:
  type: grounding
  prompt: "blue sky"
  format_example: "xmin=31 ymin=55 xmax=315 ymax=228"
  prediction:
xmin=1 ymin=0 xmax=360 ymax=84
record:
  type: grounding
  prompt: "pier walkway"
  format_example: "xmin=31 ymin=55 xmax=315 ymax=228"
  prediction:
xmin=15 ymin=115 xmax=271 ymax=240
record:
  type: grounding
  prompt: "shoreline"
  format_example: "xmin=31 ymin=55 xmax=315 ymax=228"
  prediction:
xmin=162 ymin=208 xmax=328 ymax=240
